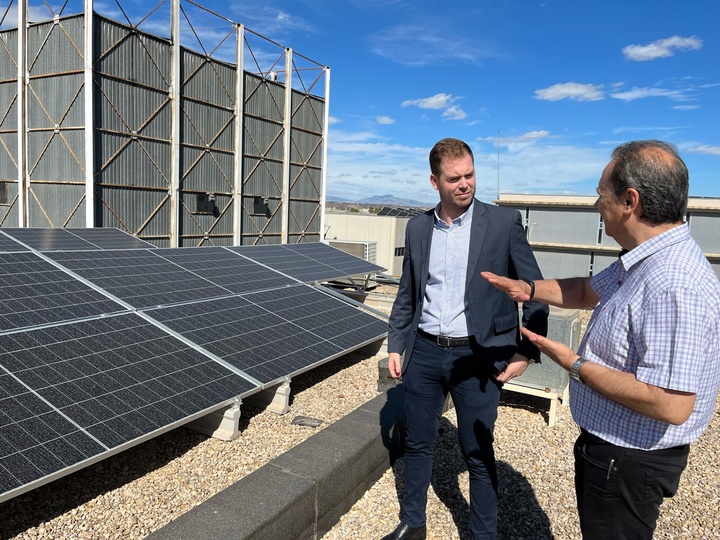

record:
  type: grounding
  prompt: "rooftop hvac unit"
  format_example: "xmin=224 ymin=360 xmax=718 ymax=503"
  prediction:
xmin=327 ymin=240 xmax=377 ymax=264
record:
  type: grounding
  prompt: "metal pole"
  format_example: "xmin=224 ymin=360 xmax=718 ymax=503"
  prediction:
xmin=496 ymin=129 xmax=500 ymax=201
xmin=17 ymin=0 xmax=27 ymax=226
xmin=84 ymin=0 xmax=95 ymax=227
xmin=233 ymin=24 xmax=245 ymax=245
xmin=319 ymin=66 xmax=330 ymax=241
xmin=170 ymin=0 xmax=181 ymax=246
xmin=280 ymin=48 xmax=292 ymax=244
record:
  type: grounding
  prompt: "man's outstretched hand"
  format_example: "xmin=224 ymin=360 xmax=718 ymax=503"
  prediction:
xmin=480 ymin=271 xmax=532 ymax=302
xmin=520 ymin=327 xmax=577 ymax=371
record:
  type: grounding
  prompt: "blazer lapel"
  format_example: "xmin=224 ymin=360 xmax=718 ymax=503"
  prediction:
xmin=418 ymin=211 xmax=433 ymax=287
xmin=466 ymin=200 xmax=488 ymax=287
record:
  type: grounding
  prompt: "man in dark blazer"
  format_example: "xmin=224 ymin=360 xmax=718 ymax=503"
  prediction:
xmin=382 ymin=138 xmax=548 ymax=540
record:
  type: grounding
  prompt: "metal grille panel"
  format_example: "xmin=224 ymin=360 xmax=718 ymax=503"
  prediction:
xmin=527 ymin=208 xmax=600 ymax=245
xmin=26 ymin=18 xmax=84 ymax=75
xmin=534 ymin=250 xmax=592 ymax=279
xmin=689 ymin=213 xmax=720 ymax=253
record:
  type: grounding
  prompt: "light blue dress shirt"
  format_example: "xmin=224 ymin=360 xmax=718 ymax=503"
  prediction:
xmin=418 ymin=202 xmax=473 ymax=337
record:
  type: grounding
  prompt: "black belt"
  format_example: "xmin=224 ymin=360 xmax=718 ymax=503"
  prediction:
xmin=417 ymin=328 xmax=472 ymax=347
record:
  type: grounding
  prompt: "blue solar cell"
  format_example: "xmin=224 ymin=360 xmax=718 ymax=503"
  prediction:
xmin=0 ymin=228 xmax=155 ymax=252
xmin=0 ymin=371 xmax=106 ymax=494
xmin=0 ymin=252 xmax=127 ymax=330
xmin=227 ymin=242 xmax=383 ymax=283
xmin=0 ymin=314 xmax=257 ymax=502
xmin=63 ymin=228 xmax=156 ymax=250
xmin=155 ymin=247 xmax=296 ymax=293
xmin=0 ymin=233 xmax=27 ymax=253
xmin=45 ymin=250 xmax=230 ymax=308
xmin=146 ymin=285 xmax=387 ymax=385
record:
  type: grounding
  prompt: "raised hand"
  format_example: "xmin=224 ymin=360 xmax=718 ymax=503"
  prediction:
xmin=480 ymin=271 xmax=532 ymax=302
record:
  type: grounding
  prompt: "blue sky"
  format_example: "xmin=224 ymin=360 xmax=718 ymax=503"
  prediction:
xmin=224 ymin=0 xmax=720 ymax=204
xmin=6 ymin=0 xmax=719 ymax=205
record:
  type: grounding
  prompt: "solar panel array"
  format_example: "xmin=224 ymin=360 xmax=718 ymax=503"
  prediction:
xmin=376 ymin=206 xmax=427 ymax=217
xmin=0 ymin=229 xmax=388 ymax=502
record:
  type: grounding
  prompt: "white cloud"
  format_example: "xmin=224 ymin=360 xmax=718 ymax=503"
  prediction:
xmin=609 ymin=87 xmax=692 ymax=102
xmin=494 ymin=143 xmax=607 ymax=195
xmin=229 ymin=4 xmax=315 ymax=37
xmin=534 ymin=83 xmax=605 ymax=102
xmin=612 ymin=125 xmax=689 ymax=135
xmin=442 ymin=106 xmax=467 ymax=121
xmin=368 ymin=23 xmax=501 ymax=67
xmin=328 ymin=116 xmax=341 ymax=125
xmin=622 ymin=36 xmax=702 ymax=62
xmin=376 ymin=116 xmax=396 ymax=125
xmin=401 ymin=93 xmax=466 ymax=121
xmin=326 ymin=128 xmax=610 ymax=203
xmin=2 ymin=3 xmax=76 ymax=27
xmin=329 ymin=130 xmax=385 ymax=143
xmin=402 ymin=93 xmax=458 ymax=110
xmin=686 ymin=145 xmax=720 ymax=156
xmin=673 ymin=105 xmax=699 ymax=110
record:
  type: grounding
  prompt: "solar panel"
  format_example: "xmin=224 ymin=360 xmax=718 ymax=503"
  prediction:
xmin=45 ymin=250 xmax=232 ymax=309
xmin=145 ymin=285 xmax=387 ymax=385
xmin=0 ymin=228 xmax=154 ymax=252
xmin=0 ymin=228 xmax=98 ymax=252
xmin=229 ymin=242 xmax=383 ymax=283
xmin=376 ymin=206 xmax=426 ymax=217
xmin=157 ymin=247 xmax=297 ymax=294
xmin=0 ymin=231 xmax=390 ymax=504
xmin=63 ymin=228 xmax=156 ymax=250
xmin=0 ymin=370 xmax=106 ymax=494
xmin=0 ymin=252 xmax=127 ymax=330
xmin=286 ymin=243 xmax=382 ymax=279
xmin=0 ymin=233 xmax=28 ymax=253
xmin=0 ymin=313 xmax=256 ymax=501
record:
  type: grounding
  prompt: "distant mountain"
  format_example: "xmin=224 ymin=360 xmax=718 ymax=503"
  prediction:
xmin=343 ymin=194 xmax=431 ymax=207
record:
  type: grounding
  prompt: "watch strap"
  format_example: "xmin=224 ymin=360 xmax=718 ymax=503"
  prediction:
xmin=570 ymin=357 xmax=587 ymax=384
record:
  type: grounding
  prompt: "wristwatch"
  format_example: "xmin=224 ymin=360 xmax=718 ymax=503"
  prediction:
xmin=570 ymin=357 xmax=587 ymax=384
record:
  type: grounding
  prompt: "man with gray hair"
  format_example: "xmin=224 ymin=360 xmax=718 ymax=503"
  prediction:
xmin=483 ymin=140 xmax=720 ymax=539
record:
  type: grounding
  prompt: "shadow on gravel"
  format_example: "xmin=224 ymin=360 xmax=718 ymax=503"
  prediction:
xmin=0 ymin=426 xmax=208 ymax=539
xmin=385 ymin=404 xmax=553 ymax=539
xmin=500 ymin=390 xmax=557 ymax=425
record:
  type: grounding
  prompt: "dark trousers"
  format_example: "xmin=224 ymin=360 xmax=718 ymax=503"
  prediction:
xmin=574 ymin=429 xmax=689 ymax=540
xmin=400 ymin=334 xmax=502 ymax=540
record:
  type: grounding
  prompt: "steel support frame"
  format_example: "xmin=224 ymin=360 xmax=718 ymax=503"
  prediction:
xmin=16 ymin=0 xmax=27 ymax=226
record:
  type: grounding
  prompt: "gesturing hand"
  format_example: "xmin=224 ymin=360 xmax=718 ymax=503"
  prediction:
xmin=480 ymin=271 xmax=532 ymax=302
xmin=520 ymin=327 xmax=578 ymax=371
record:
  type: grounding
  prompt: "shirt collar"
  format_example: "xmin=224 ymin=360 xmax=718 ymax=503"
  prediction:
xmin=433 ymin=200 xmax=474 ymax=228
xmin=619 ymin=223 xmax=690 ymax=271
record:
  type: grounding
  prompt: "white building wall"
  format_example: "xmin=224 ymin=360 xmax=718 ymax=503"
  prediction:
xmin=324 ymin=213 xmax=408 ymax=276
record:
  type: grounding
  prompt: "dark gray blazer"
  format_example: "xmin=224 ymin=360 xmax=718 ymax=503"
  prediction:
xmin=388 ymin=199 xmax=549 ymax=374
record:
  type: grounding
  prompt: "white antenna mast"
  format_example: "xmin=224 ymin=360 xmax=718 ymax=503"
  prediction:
xmin=496 ymin=130 xmax=500 ymax=201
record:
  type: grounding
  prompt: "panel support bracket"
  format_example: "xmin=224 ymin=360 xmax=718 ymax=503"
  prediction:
xmin=245 ymin=378 xmax=292 ymax=415
xmin=187 ymin=399 xmax=243 ymax=441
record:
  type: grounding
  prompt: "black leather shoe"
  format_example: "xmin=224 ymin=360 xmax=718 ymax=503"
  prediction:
xmin=381 ymin=522 xmax=427 ymax=540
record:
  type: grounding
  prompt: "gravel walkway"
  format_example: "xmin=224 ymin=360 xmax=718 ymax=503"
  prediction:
xmin=1 ymin=293 xmax=718 ymax=539
xmin=323 ymin=390 xmax=720 ymax=540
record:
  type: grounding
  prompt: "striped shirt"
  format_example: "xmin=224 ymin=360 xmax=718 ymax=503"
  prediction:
xmin=573 ymin=223 xmax=720 ymax=449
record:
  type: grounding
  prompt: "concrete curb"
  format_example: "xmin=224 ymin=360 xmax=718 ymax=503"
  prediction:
xmin=146 ymin=384 xmax=405 ymax=540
